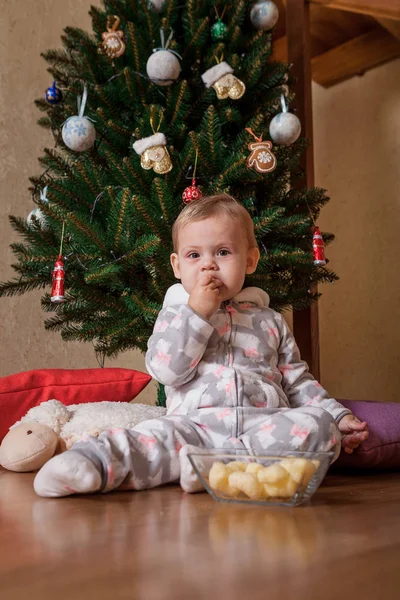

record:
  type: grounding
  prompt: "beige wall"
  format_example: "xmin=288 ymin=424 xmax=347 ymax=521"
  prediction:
xmin=0 ymin=1 xmax=399 ymax=403
xmin=314 ymin=60 xmax=400 ymax=402
xmin=0 ymin=0 xmax=157 ymax=404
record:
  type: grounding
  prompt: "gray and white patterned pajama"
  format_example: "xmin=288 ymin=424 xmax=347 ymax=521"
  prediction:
xmin=72 ymin=284 xmax=351 ymax=493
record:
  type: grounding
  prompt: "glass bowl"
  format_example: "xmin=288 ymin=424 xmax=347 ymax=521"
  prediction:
xmin=187 ymin=449 xmax=334 ymax=507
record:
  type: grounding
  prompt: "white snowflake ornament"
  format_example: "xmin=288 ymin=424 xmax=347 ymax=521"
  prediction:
xmin=62 ymin=86 xmax=96 ymax=152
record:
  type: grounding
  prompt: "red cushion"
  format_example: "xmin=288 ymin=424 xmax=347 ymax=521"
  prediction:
xmin=0 ymin=368 xmax=152 ymax=442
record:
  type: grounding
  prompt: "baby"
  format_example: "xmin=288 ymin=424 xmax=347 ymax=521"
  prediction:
xmin=34 ymin=194 xmax=368 ymax=497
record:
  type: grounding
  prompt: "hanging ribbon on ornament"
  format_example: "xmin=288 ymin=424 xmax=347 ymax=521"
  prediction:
xmin=245 ymin=128 xmax=277 ymax=173
xmin=303 ymin=198 xmax=327 ymax=266
xmin=132 ymin=113 xmax=173 ymax=174
xmin=99 ymin=15 xmax=126 ymax=59
xmin=182 ymin=149 xmax=203 ymax=204
xmin=51 ymin=221 xmax=66 ymax=304
xmin=146 ymin=29 xmax=182 ymax=86
xmin=61 ymin=86 xmax=96 ymax=152
xmin=77 ymin=86 xmax=88 ymax=118
xmin=155 ymin=29 xmax=182 ymax=61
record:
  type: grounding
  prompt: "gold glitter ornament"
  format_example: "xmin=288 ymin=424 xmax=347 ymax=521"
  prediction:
xmin=201 ymin=61 xmax=245 ymax=100
xmin=100 ymin=15 xmax=126 ymax=59
xmin=133 ymin=132 xmax=172 ymax=175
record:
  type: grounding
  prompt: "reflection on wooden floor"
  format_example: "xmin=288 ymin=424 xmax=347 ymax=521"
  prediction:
xmin=1 ymin=468 xmax=400 ymax=599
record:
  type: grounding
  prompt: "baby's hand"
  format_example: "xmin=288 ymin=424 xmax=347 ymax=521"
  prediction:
xmin=338 ymin=414 xmax=369 ymax=454
xmin=188 ymin=274 xmax=223 ymax=320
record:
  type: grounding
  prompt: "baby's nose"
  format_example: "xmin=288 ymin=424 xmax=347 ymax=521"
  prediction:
xmin=201 ymin=258 xmax=218 ymax=271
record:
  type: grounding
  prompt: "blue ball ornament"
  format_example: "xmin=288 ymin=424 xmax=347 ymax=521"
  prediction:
xmin=45 ymin=81 xmax=63 ymax=105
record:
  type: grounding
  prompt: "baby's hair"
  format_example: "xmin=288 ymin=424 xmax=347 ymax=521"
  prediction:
xmin=172 ymin=194 xmax=258 ymax=252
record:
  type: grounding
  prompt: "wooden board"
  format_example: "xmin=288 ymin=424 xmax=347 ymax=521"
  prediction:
xmin=312 ymin=27 xmax=400 ymax=87
xmin=272 ymin=27 xmax=400 ymax=87
xmin=377 ymin=17 xmax=400 ymax=40
xmin=285 ymin=0 xmax=320 ymax=378
xmin=309 ymin=0 xmax=400 ymax=21
xmin=309 ymin=5 xmax=377 ymax=55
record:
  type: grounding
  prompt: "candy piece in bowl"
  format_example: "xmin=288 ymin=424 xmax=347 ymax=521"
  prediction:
xmin=187 ymin=450 xmax=334 ymax=507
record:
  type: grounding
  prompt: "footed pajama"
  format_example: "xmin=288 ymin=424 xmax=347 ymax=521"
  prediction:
xmin=35 ymin=406 xmax=340 ymax=496
xmin=34 ymin=284 xmax=349 ymax=497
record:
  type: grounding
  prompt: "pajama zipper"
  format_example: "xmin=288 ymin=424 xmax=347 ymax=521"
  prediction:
xmin=225 ymin=303 xmax=239 ymax=438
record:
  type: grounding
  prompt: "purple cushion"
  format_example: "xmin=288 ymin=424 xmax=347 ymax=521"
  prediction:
xmin=334 ymin=399 xmax=400 ymax=470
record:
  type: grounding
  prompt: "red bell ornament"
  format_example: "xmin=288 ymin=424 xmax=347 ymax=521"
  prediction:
xmin=182 ymin=178 xmax=202 ymax=204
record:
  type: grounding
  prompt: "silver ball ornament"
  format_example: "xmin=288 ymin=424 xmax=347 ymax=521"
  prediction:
xmin=62 ymin=116 xmax=96 ymax=152
xmin=27 ymin=208 xmax=47 ymax=228
xmin=148 ymin=0 xmax=167 ymax=11
xmin=269 ymin=111 xmax=302 ymax=146
xmin=146 ymin=50 xmax=181 ymax=86
xmin=250 ymin=1 xmax=279 ymax=31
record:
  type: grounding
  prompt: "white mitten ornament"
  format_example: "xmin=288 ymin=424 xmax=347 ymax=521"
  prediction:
xmin=133 ymin=132 xmax=173 ymax=174
xmin=62 ymin=86 xmax=96 ymax=152
xmin=201 ymin=61 xmax=245 ymax=100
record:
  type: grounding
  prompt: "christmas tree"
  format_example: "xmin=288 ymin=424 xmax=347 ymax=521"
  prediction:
xmin=0 ymin=0 xmax=337 ymax=402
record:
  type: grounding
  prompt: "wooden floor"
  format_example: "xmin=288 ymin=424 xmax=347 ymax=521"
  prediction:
xmin=1 ymin=469 xmax=400 ymax=600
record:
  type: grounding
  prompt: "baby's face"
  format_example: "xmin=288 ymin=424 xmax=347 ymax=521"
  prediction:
xmin=170 ymin=215 xmax=259 ymax=302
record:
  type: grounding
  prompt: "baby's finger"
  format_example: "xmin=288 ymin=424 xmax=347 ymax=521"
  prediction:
xmin=342 ymin=437 xmax=357 ymax=450
xmin=209 ymin=278 xmax=223 ymax=288
xmin=342 ymin=431 xmax=368 ymax=450
xmin=346 ymin=439 xmax=361 ymax=450
xmin=348 ymin=420 xmax=368 ymax=431
xmin=199 ymin=273 xmax=215 ymax=285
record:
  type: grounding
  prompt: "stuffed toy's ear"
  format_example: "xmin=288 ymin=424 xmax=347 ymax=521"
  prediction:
xmin=0 ymin=422 xmax=58 ymax=472
xmin=20 ymin=400 xmax=71 ymax=434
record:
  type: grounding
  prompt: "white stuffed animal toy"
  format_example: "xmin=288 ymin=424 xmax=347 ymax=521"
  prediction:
xmin=0 ymin=400 xmax=167 ymax=472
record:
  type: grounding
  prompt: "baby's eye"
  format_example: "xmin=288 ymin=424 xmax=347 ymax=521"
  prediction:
xmin=217 ymin=249 xmax=231 ymax=257
xmin=187 ymin=252 xmax=200 ymax=259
